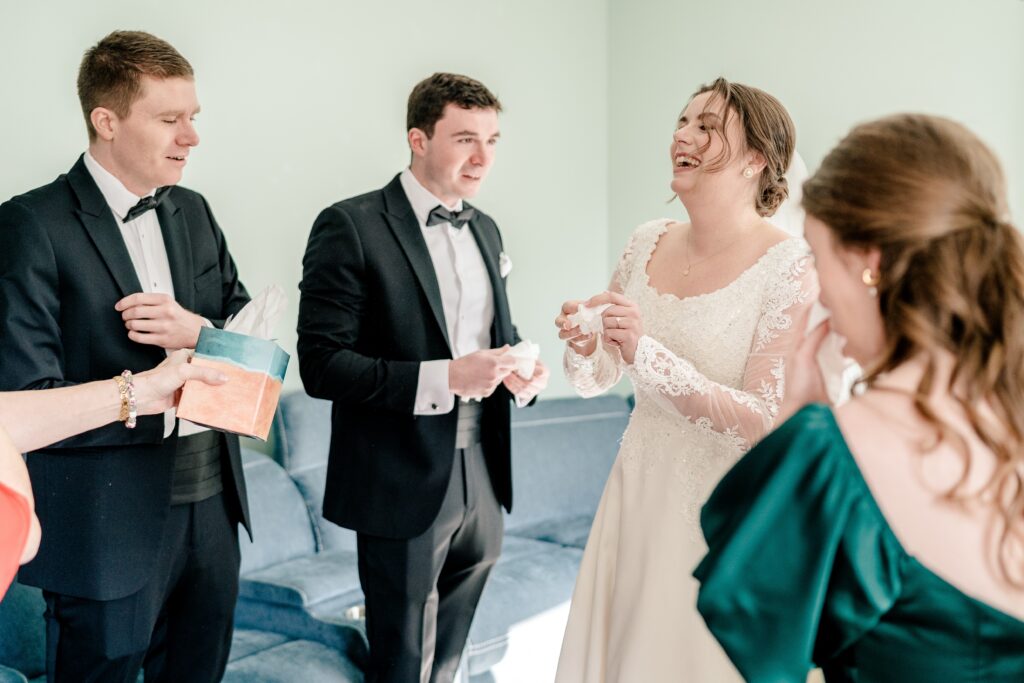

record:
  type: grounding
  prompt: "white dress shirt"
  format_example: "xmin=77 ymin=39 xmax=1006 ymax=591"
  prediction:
xmin=83 ymin=152 xmax=206 ymax=437
xmin=399 ymin=169 xmax=495 ymax=416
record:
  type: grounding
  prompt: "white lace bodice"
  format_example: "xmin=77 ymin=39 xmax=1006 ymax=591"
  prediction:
xmin=566 ymin=217 xmax=818 ymax=462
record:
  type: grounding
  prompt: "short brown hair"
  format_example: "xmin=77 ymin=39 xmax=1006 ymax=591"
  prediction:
xmin=77 ymin=30 xmax=194 ymax=141
xmin=689 ymin=78 xmax=796 ymax=217
xmin=803 ymin=114 xmax=1024 ymax=585
xmin=407 ymin=73 xmax=502 ymax=139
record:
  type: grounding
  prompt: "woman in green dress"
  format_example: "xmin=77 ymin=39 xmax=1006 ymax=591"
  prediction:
xmin=694 ymin=113 xmax=1024 ymax=682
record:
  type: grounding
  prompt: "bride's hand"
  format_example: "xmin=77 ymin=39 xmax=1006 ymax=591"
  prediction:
xmin=776 ymin=320 xmax=830 ymax=425
xmin=133 ymin=350 xmax=229 ymax=415
xmin=556 ymin=299 xmax=598 ymax=356
xmin=588 ymin=291 xmax=643 ymax=364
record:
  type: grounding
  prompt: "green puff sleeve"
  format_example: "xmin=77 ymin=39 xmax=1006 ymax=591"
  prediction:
xmin=694 ymin=404 xmax=904 ymax=682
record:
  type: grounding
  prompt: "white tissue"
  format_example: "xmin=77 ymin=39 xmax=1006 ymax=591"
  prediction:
xmin=508 ymin=340 xmax=540 ymax=380
xmin=459 ymin=341 xmax=541 ymax=407
xmin=224 ymin=285 xmax=288 ymax=340
xmin=806 ymin=302 xmax=860 ymax=405
xmin=567 ymin=303 xmax=612 ymax=336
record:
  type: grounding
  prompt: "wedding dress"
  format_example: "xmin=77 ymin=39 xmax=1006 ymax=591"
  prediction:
xmin=555 ymin=219 xmax=817 ymax=683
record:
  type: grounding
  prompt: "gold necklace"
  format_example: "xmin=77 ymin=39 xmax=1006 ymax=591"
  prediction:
xmin=682 ymin=229 xmax=748 ymax=277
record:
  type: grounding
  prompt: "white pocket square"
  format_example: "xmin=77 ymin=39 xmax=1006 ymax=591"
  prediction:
xmin=498 ymin=252 xmax=513 ymax=278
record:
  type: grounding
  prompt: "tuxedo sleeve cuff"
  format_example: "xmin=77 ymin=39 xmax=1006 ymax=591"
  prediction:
xmin=414 ymin=360 xmax=455 ymax=415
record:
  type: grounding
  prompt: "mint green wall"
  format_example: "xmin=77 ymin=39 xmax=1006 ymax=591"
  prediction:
xmin=608 ymin=0 xmax=1024 ymax=267
xmin=2 ymin=1 xmax=1021 ymax=400
xmin=0 ymin=0 xmax=609 ymax=397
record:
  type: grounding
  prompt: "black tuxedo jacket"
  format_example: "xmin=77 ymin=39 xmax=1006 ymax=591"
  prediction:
xmin=298 ymin=174 xmax=520 ymax=540
xmin=0 ymin=156 xmax=251 ymax=600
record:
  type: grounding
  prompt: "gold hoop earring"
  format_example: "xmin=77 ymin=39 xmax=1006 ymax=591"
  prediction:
xmin=862 ymin=267 xmax=879 ymax=297
xmin=742 ymin=167 xmax=754 ymax=179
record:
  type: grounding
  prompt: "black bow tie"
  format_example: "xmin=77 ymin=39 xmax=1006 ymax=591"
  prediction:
xmin=426 ymin=205 xmax=475 ymax=229
xmin=123 ymin=187 xmax=170 ymax=223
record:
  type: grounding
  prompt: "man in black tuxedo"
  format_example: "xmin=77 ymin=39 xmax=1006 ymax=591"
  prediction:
xmin=0 ymin=31 xmax=251 ymax=682
xmin=298 ymin=73 xmax=549 ymax=683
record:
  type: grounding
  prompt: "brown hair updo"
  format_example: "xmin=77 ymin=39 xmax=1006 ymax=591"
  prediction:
xmin=690 ymin=77 xmax=796 ymax=217
xmin=803 ymin=113 xmax=1024 ymax=584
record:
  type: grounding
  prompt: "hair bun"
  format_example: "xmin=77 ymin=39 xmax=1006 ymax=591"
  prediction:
xmin=758 ymin=174 xmax=789 ymax=217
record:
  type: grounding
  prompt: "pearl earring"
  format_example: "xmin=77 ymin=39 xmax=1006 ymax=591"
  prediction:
xmin=742 ymin=167 xmax=754 ymax=179
xmin=862 ymin=268 xmax=879 ymax=297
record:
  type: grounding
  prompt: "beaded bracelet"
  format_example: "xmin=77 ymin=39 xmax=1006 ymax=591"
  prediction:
xmin=121 ymin=369 xmax=138 ymax=429
xmin=113 ymin=375 xmax=129 ymax=424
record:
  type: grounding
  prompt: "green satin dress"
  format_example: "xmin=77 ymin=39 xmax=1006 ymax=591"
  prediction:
xmin=694 ymin=404 xmax=1024 ymax=682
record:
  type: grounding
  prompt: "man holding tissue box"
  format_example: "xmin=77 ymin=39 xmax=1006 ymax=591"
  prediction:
xmin=298 ymin=73 xmax=548 ymax=683
xmin=0 ymin=31 xmax=251 ymax=683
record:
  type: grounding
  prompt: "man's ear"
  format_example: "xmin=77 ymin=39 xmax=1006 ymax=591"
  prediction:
xmin=90 ymin=107 xmax=117 ymax=142
xmin=408 ymin=127 xmax=429 ymax=157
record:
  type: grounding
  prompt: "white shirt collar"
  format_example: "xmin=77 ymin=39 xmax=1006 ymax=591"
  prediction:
xmin=82 ymin=151 xmax=155 ymax=221
xmin=399 ymin=168 xmax=464 ymax=228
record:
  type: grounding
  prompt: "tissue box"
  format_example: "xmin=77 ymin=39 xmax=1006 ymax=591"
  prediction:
xmin=176 ymin=327 xmax=290 ymax=441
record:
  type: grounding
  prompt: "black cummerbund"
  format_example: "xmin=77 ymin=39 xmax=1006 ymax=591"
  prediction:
xmin=170 ymin=430 xmax=224 ymax=506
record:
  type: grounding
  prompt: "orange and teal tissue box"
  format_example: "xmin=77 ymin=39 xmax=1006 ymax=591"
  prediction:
xmin=176 ymin=327 xmax=289 ymax=441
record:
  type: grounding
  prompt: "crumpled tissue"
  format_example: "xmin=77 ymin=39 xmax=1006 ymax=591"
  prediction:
xmin=806 ymin=302 xmax=860 ymax=405
xmin=508 ymin=339 xmax=540 ymax=379
xmin=567 ymin=303 xmax=612 ymax=336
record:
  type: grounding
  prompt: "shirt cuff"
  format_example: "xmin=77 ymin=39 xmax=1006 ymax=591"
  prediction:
xmin=414 ymin=360 xmax=455 ymax=415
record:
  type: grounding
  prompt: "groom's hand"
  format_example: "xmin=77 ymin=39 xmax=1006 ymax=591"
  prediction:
xmin=449 ymin=347 xmax=517 ymax=399
xmin=503 ymin=359 xmax=550 ymax=405
xmin=116 ymin=293 xmax=206 ymax=351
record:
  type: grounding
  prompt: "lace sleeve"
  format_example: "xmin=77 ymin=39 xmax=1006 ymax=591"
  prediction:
xmin=563 ymin=343 xmax=623 ymax=398
xmin=561 ymin=245 xmax=635 ymax=397
xmin=626 ymin=254 xmax=818 ymax=450
xmin=561 ymin=224 xmax=660 ymax=398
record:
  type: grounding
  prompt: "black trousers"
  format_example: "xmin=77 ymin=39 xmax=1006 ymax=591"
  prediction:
xmin=43 ymin=491 xmax=241 ymax=683
xmin=357 ymin=443 xmax=504 ymax=683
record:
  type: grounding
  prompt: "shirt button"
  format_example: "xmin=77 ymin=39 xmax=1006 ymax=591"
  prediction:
xmin=431 ymin=403 xmax=438 ymax=410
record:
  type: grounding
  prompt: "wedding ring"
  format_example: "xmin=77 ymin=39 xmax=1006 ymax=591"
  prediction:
xmin=615 ymin=316 xmax=622 ymax=328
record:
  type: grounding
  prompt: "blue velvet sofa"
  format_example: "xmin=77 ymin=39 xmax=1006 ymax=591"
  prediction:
xmin=0 ymin=392 xmax=630 ymax=682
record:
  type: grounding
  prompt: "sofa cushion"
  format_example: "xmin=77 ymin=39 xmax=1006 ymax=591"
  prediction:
xmin=505 ymin=395 xmax=628 ymax=534
xmin=224 ymin=638 xmax=364 ymax=683
xmin=290 ymin=468 xmax=358 ymax=552
xmin=465 ymin=537 xmax=582 ymax=676
xmin=272 ymin=393 xmax=358 ymax=552
xmin=235 ymin=596 xmax=368 ymax=667
xmin=271 ymin=392 xmax=331 ymax=472
xmin=0 ymin=582 xmax=44 ymax=679
xmin=239 ymin=449 xmax=318 ymax=575
xmin=239 ymin=549 xmax=361 ymax=609
xmin=0 ymin=664 xmax=27 ymax=683
xmin=228 ymin=629 xmax=292 ymax=661
xmin=504 ymin=513 xmax=595 ymax=549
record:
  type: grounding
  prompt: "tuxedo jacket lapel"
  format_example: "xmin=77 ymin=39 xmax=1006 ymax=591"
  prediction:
xmin=68 ymin=158 xmax=143 ymax=298
xmin=381 ymin=177 xmax=452 ymax=352
xmin=157 ymin=194 xmax=195 ymax=311
xmin=467 ymin=210 xmax=512 ymax=347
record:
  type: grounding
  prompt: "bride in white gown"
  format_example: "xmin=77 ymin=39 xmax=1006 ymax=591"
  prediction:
xmin=553 ymin=79 xmax=819 ymax=683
